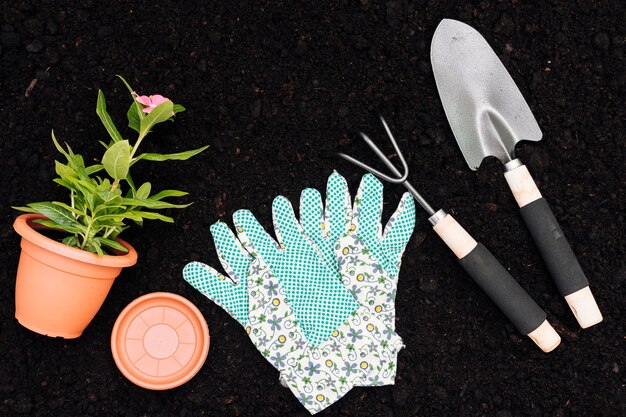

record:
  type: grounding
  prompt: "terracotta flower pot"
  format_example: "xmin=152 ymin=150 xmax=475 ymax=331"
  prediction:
xmin=12 ymin=214 xmax=138 ymax=338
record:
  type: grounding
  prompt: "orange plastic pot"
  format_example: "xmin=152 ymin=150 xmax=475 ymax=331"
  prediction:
xmin=13 ymin=214 xmax=138 ymax=338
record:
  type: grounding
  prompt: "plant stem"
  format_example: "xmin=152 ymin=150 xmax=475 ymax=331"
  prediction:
xmin=130 ymin=133 xmax=145 ymax=159
xmin=110 ymin=179 xmax=120 ymax=192
xmin=103 ymin=227 xmax=115 ymax=239
xmin=70 ymin=191 xmax=76 ymax=218
xmin=81 ymin=218 xmax=93 ymax=250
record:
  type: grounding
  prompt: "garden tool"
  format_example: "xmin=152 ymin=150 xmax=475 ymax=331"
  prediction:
xmin=430 ymin=18 xmax=602 ymax=328
xmin=183 ymin=208 xmax=403 ymax=414
xmin=338 ymin=116 xmax=561 ymax=352
xmin=299 ymin=172 xmax=416 ymax=384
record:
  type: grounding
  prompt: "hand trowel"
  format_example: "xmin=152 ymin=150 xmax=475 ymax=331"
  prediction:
xmin=430 ymin=19 xmax=602 ymax=328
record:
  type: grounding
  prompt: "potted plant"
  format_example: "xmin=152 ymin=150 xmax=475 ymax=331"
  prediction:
xmin=12 ymin=76 xmax=208 ymax=338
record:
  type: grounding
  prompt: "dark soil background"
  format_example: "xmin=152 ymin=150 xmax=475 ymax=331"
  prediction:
xmin=1 ymin=1 xmax=624 ymax=416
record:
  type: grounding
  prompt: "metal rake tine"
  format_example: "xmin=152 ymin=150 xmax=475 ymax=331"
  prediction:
xmin=336 ymin=150 xmax=406 ymax=183
xmin=337 ymin=115 xmax=436 ymax=215
xmin=357 ymin=132 xmax=410 ymax=184
xmin=379 ymin=115 xmax=410 ymax=179
xmin=336 ymin=117 xmax=410 ymax=184
xmin=363 ymin=126 xmax=436 ymax=214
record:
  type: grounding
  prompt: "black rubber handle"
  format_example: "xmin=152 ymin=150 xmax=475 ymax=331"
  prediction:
xmin=519 ymin=198 xmax=589 ymax=297
xmin=459 ymin=243 xmax=547 ymax=335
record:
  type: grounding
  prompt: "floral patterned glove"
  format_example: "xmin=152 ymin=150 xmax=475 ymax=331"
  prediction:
xmin=299 ymin=172 xmax=416 ymax=385
xmin=183 ymin=214 xmax=403 ymax=414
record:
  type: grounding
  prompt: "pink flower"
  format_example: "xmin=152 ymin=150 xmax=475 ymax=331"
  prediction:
xmin=135 ymin=94 xmax=171 ymax=113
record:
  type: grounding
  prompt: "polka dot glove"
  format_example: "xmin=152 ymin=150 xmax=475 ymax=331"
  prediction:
xmin=300 ymin=172 xmax=416 ymax=385
xmin=233 ymin=197 xmax=360 ymax=346
xmin=183 ymin=219 xmax=403 ymax=414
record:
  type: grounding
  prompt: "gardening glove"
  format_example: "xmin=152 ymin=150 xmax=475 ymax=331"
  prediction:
xmin=299 ymin=172 xmax=416 ymax=384
xmin=233 ymin=197 xmax=359 ymax=346
xmin=183 ymin=217 xmax=403 ymax=414
xmin=233 ymin=196 xmax=404 ymax=386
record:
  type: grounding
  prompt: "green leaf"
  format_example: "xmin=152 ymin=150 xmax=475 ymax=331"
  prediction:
xmin=52 ymin=135 xmax=93 ymax=182
xmin=173 ymin=104 xmax=186 ymax=113
xmin=97 ymin=191 xmax=121 ymax=204
xmin=121 ymin=198 xmax=190 ymax=209
xmin=96 ymin=90 xmax=123 ymax=143
xmin=86 ymin=239 xmax=104 ymax=256
xmin=51 ymin=130 xmax=70 ymax=160
xmin=52 ymin=178 xmax=74 ymax=191
xmin=139 ymin=100 xmax=173 ymax=137
xmin=96 ymin=212 xmax=142 ymax=222
xmin=125 ymin=172 xmax=137 ymax=197
xmin=130 ymin=211 xmax=174 ymax=222
xmin=108 ymin=225 xmax=128 ymax=238
xmin=85 ymin=164 xmax=104 ymax=175
xmin=96 ymin=177 xmax=112 ymax=191
xmin=136 ymin=182 xmax=151 ymax=200
xmin=33 ymin=219 xmax=83 ymax=234
xmin=116 ymin=75 xmax=144 ymax=132
xmin=127 ymin=102 xmax=141 ymax=132
xmin=62 ymin=236 xmax=80 ymax=248
xmin=95 ymin=237 xmax=128 ymax=253
xmin=133 ymin=145 xmax=209 ymax=164
xmin=58 ymin=176 xmax=97 ymax=211
xmin=149 ymin=189 xmax=188 ymax=201
xmin=102 ymin=140 xmax=131 ymax=180
xmin=93 ymin=204 xmax=126 ymax=215
xmin=66 ymin=145 xmax=85 ymax=168
xmin=51 ymin=201 xmax=83 ymax=217
xmin=27 ymin=202 xmax=79 ymax=228
xmin=65 ymin=176 xmax=99 ymax=195
xmin=55 ymin=161 xmax=76 ymax=180
xmin=12 ymin=206 xmax=38 ymax=213
xmin=99 ymin=140 xmax=111 ymax=150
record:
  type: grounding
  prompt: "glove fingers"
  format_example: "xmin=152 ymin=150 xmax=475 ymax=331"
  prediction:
xmin=211 ymin=221 xmax=253 ymax=283
xmin=272 ymin=196 xmax=310 ymax=249
xmin=324 ymin=171 xmax=351 ymax=242
xmin=233 ymin=209 xmax=279 ymax=262
xmin=183 ymin=261 xmax=249 ymax=325
xmin=236 ymin=204 xmax=359 ymax=347
xmin=300 ymin=187 xmax=324 ymax=242
xmin=273 ymin=196 xmax=362 ymax=346
xmin=353 ymin=174 xmax=383 ymax=242
xmin=381 ymin=192 xmax=416 ymax=270
xmin=299 ymin=172 xmax=352 ymax=271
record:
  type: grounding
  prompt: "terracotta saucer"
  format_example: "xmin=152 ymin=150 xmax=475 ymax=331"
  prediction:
xmin=111 ymin=292 xmax=210 ymax=390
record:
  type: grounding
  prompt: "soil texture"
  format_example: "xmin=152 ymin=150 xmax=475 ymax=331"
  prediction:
xmin=1 ymin=1 xmax=624 ymax=416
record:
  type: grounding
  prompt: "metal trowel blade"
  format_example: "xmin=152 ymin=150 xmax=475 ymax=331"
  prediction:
xmin=430 ymin=19 xmax=543 ymax=171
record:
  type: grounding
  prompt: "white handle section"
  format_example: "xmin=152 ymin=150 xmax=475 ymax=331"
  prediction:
xmin=432 ymin=214 xmax=478 ymax=259
xmin=527 ymin=319 xmax=561 ymax=353
xmin=504 ymin=164 xmax=542 ymax=208
xmin=564 ymin=286 xmax=603 ymax=329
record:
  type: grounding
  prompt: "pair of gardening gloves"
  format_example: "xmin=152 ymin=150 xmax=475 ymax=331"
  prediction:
xmin=183 ymin=172 xmax=416 ymax=414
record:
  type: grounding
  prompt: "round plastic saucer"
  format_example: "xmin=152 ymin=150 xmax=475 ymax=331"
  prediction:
xmin=111 ymin=292 xmax=210 ymax=390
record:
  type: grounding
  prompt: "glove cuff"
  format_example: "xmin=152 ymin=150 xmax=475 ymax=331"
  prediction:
xmin=279 ymin=365 xmax=356 ymax=414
